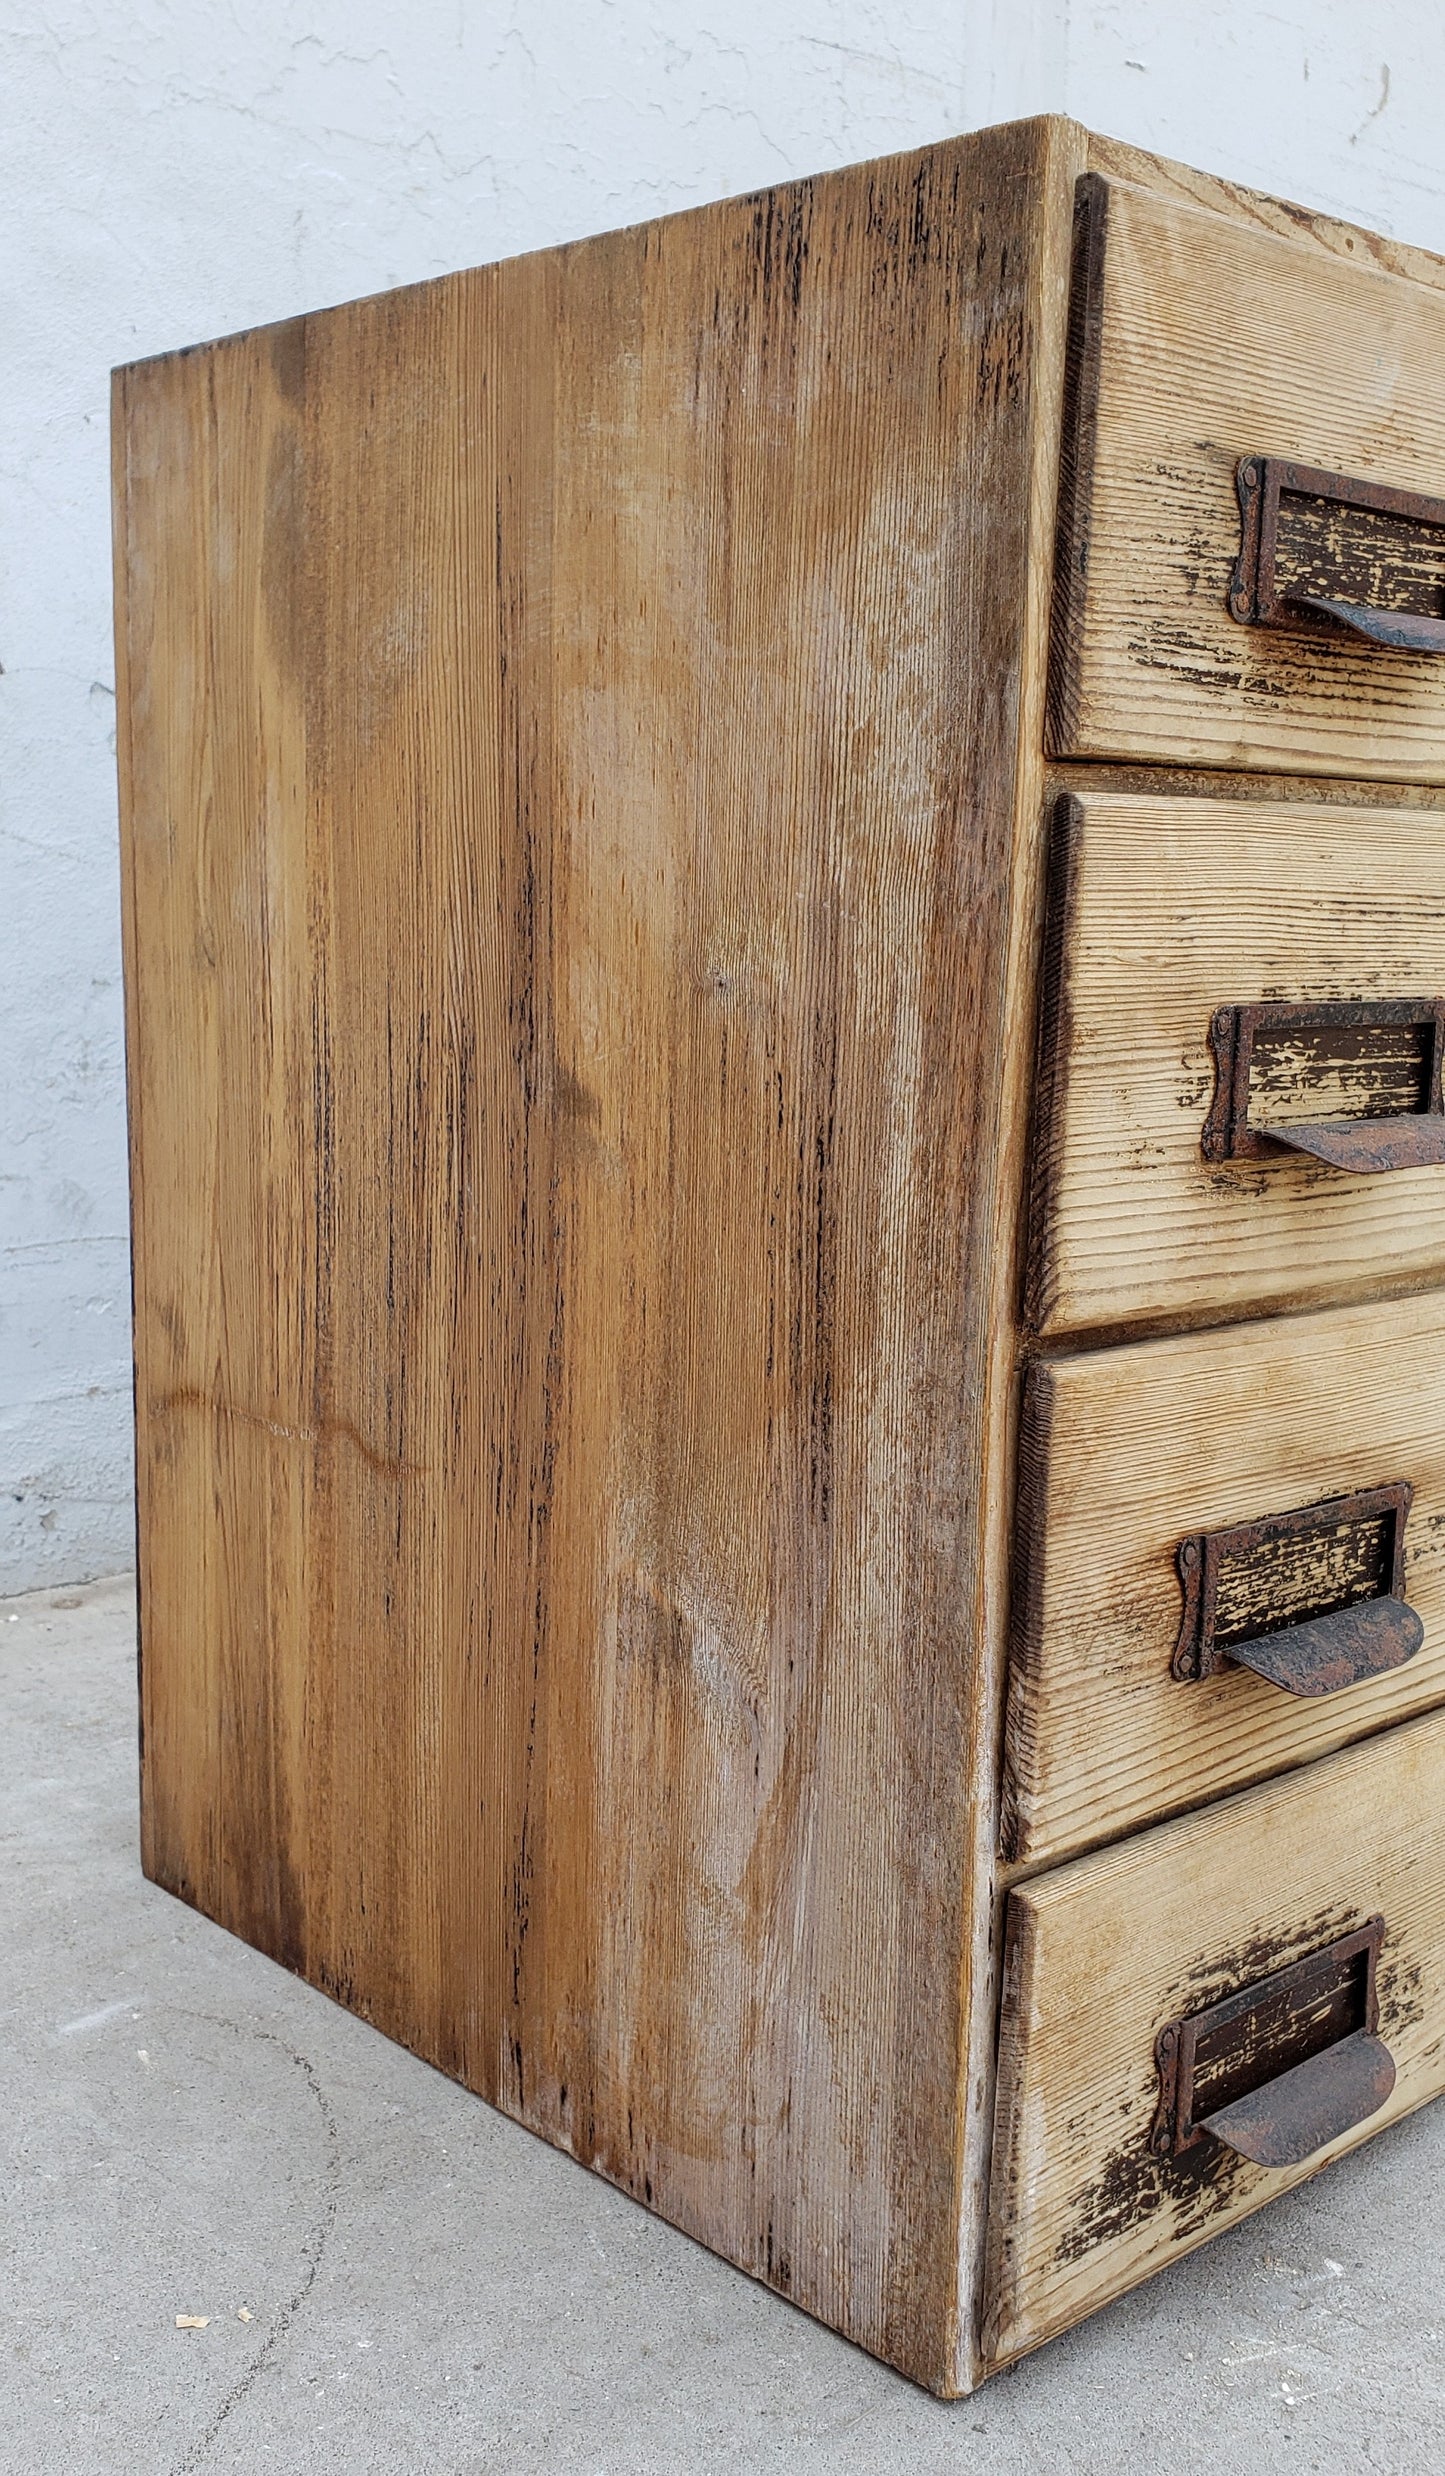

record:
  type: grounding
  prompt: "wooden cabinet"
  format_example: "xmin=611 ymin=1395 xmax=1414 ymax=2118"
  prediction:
xmin=113 ymin=114 xmax=1445 ymax=2397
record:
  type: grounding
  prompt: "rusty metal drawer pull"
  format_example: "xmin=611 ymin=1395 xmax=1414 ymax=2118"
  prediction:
xmin=1203 ymin=997 xmax=1445 ymax=1172
xmin=1173 ymin=1481 xmax=1421 ymax=1693
xmin=1152 ymin=1919 xmax=1395 ymax=2169
xmin=1231 ymin=458 xmax=1445 ymax=651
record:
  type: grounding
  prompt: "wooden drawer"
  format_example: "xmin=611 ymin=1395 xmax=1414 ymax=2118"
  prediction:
xmin=1051 ymin=175 xmax=1445 ymax=781
xmin=984 ymin=1709 xmax=1445 ymax=2370
xmin=1029 ymin=790 xmax=1445 ymax=1337
xmin=1005 ymin=1291 xmax=1445 ymax=1869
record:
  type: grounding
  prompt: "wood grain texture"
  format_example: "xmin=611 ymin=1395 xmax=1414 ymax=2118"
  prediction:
xmin=1086 ymin=128 xmax=1445 ymax=300
xmin=1049 ymin=759 xmax=1445 ymax=814
xmin=984 ymin=1706 xmax=1445 ymax=2367
xmin=1028 ymin=790 xmax=1445 ymax=1338
xmin=1050 ymin=176 xmax=1445 ymax=781
xmin=946 ymin=119 xmax=1087 ymax=2394
xmin=114 ymin=118 xmax=1079 ymax=2394
xmin=1004 ymin=1292 xmax=1445 ymax=1870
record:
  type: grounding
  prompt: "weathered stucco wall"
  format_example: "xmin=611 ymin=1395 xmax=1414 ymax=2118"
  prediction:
xmin=4 ymin=0 xmax=1442 ymax=1589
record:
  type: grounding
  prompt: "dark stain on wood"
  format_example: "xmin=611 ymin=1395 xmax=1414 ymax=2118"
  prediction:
xmin=1052 ymin=2122 xmax=1248 ymax=2265
xmin=998 ymin=1358 xmax=1061 ymax=1864
xmin=1020 ymin=795 xmax=1084 ymax=1336
xmin=1378 ymin=1948 xmax=1428 ymax=2037
xmin=1275 ymin=489 xmax=1445 ymax=623
xmin=1247 ymin=1014 xmax=1434 ymax=1127
xmin=1045 ymin=175 xmax=1109 ymax=753
xmin=1178 ymin=1908 xmax=1356 ymax=2002
xmin=1210 ymin=1503 xmax=1396 ymax=1652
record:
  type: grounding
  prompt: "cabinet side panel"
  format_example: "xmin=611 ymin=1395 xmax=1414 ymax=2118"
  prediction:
xmin=116 ymin=123 xmax=1057 ymax=2389
xmin=117 ymin=325 xmax=323 ymax=1959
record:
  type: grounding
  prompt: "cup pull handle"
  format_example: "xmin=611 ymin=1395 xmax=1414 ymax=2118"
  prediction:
xmin=1231 ymin=457 xmax=1445 ymax=652
xmin=1201 ymin=2030 xmax=1397 ymax=2168
xmin=1153 ymin=1918 xmax=1395 ymax=2168
xmin=1172 ymin=1482 xmax=1420 ymax=1690
xmin=1203 ymin=998 xmax=1445 ymax=1172
xmin=1260 ymin=1117 xmax=1445 ymax=1172
xmin=1222 ymin=1594 xmax=1423 ymax=1697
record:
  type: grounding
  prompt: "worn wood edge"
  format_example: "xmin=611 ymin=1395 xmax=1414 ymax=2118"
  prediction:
xmin=123 ymin=109 xmax=1445 ymax=389
xmin=1019 ymin=794 xmax=1083 ymax=1339
xmin=1086 ymin=127 xmax=1445 ymax=296
xmin=997 ymin=1361 xmax=1056 ymax=1868
xmin=977 ymin=1888 xmax=1041 ymax=2363
xmin=1022 ymin=1257 xmax=1445 ymax=1364
xmin=112 ymin=113 xmax=1443 ymax=397
xmin=1043 ymin=177 xmax=1108 ymax=757
xmin=950 ymin=111 xmax=1090 ymax=2399
xmin=111 ymin=116 xmax=1088 ymax=383
xmin=110 ymin=365 xmax=150 ymax=1866
xmin=1060 ymin=728 xmax=1445 ymax=792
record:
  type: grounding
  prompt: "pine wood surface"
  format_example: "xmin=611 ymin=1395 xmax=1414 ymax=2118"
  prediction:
xmin=114 ymin=111 xmax=1445 ymax=2393
xmin=113 ymin=117 xmax=1087 ymax=2394
xmin=1050 ymin=176 xmax=1445 ymax=781
xmin=1049 ymin=759 xmax=1445 ymax=814
xmin=984 ymin=1706 xmax=1445 ymax=2367
xmin=1004 ymin=1291 xmax=1445 ymax=1871
xmin=1029 ymin=790 xmax=1445 ymax=1338
xmin=943 ymin=128 xmax=1085 ymax=2387
xmin=1085 ymin=129 xmax=1445 ymax=300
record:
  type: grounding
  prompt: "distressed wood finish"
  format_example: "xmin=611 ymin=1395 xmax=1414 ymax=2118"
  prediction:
xmin=115 ymin=112 xmax=1445 ymax=2394
xmin=1029 ymin=790 xmax=1445 ymax=1338
xmin=114 ymin=118 xmax=1083 ymax=2395
xmin=984 ymin=1706 xmax=1445 ymax=2367
xmin=1004 ymin=1291 xmax=1445 ymax=1870
xmin=1085 ymin=128 xmax=1445 ymax=300
xmin=1050 ymin=177 xmax=1445 ymax=781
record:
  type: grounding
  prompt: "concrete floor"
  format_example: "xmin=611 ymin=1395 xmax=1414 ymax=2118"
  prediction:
xmin=6 ymin=1580 xmax=1445 ymax=2476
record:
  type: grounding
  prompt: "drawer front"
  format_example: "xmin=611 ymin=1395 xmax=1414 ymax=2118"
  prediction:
xmin=1029 ymin=790 xmax=1445 ymax=1337
xmin=983 ymin=1710 xmax=1445 ymax=2369
xmin=1051 ymin=175 xmax=1445 ymax=780
xmin=1005 ymin=1292 xmax=1445 ymax=1869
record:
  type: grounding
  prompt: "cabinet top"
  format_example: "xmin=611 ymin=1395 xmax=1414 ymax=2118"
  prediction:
xmin=113 ymin=114 xmax=1445 ymax=380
